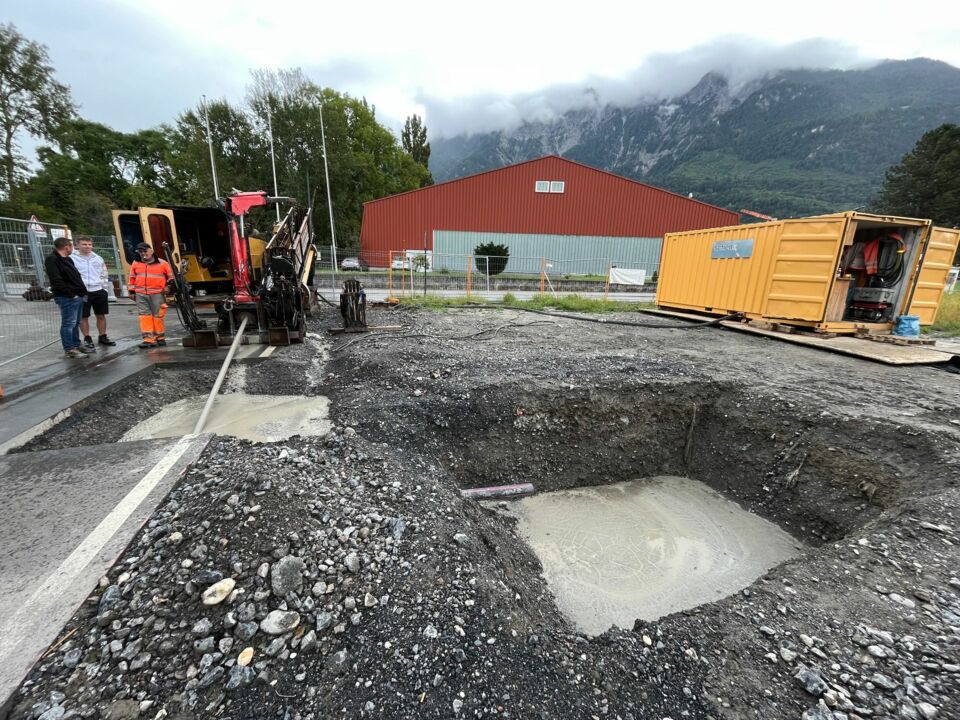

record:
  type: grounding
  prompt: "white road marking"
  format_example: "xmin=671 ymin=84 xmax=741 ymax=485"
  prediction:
xmin=259 ymin=345 xmax=277 ymax=358
xmin=0 ymin=434 xmax=201 ymax=661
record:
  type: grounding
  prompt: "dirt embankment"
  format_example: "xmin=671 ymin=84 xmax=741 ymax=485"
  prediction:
xmin=10 ymin=307 xmax=960 ymax=720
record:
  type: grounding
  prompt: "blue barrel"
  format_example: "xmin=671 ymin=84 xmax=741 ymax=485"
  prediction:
xmin=893 ymin=315 xmax=920 ymax=337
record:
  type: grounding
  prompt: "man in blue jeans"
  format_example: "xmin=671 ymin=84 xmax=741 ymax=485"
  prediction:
xmin=44 ymin=237 xmax=94 ymax=359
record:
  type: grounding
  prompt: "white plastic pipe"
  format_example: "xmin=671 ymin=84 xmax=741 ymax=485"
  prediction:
xmin=193 ymin=316 xmax=248 ymax=435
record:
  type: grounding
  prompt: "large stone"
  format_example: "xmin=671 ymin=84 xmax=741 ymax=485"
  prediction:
xmin=316 ymin=611 xmax=335 ymax=631
xmin=98 ymin=585 xmax=121 ymax=616
xmin=344 ymin=553 xmax=360 ymax=573
xmin=271 ymin=555 xmax=306 ymax=596
xmin=226 ymin=664 xmax=255 ymax=691
xmin=795 ymin=666 xmax=828 ymax=696
xmin=201 ymin=578 xmax=236 ymax=605
xmin=801 ymin=703 xmax=833 ymax=720
xmin=197 ymin=666 xmax=225 ymax=689
xmin=192 ymin=569 xmax=224 ymax=585
xmin=261 ymin=610 xmax=300 ymax=635
xmin=237 ymin=647 xmax=254 ymax=667
xmin=62 ymin=648 xmax=82 ymax=669
xmin=234 ymin=621 xmax=258 ymax=641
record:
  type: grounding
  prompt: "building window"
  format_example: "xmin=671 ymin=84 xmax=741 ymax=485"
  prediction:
xmin=535 ymin=180 xmax=550 ymax=193
xmin=550 ymin=181 xmax=565 ymax=193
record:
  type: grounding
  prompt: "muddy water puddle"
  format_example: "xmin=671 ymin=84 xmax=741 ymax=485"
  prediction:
xmin=121 ymin=394 xmax=331 ymax=443
xmin=493 ymin=476 xmax=803 ymax=635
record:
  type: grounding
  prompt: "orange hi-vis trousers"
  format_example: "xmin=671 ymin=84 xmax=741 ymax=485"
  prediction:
xmin=136 ymin=293 xmax=167 ymax=344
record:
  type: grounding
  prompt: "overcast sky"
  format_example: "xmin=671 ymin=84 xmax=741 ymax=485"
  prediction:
xmin=7 ymin=0 xmax=960 ymax=139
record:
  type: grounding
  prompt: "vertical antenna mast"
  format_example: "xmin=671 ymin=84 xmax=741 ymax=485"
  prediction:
xmin=202 ymin=95 xmax=220 ymax=199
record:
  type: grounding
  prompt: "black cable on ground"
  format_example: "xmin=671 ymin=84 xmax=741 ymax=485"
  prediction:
xmin=438 ymin=303 xmax=742 ymax=329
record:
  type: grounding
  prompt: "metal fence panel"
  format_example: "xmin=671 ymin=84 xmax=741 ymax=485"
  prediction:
xmin=0 ymin=216 xmax=73 ymax=369
xmin=315 ymin=238 xmax=659 ymax=304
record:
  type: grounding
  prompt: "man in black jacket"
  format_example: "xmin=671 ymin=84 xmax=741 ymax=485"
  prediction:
xmin=44 ymin=237 xmax=94 ymax=358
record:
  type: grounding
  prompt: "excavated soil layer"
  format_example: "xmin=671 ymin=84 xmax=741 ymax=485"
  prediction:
xmin=492 ymin=476 xmax=804 ymax=634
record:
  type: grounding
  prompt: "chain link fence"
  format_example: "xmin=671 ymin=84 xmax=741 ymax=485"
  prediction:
xmin=0 ymin=217 xmax=127 ymax=373
xmin=313 ymin=247 xmax=659 ymax=301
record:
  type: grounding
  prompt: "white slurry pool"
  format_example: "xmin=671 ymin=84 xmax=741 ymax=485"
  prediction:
xmin=493 ymin=476 xmax=804 ymax=635
xmin=121 ymin=394 xmax=331 ymax=443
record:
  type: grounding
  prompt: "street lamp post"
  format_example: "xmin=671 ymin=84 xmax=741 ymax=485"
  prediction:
xmin=318 ymin=98 xmax=337 ymax=291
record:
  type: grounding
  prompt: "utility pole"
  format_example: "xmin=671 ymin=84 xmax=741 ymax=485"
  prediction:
xmin=202 ymin=95 xmax=220 ymax=199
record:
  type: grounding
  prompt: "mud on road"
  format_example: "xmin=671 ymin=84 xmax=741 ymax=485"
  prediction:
xmin=9 ymin=305 xmax=960 ymax=720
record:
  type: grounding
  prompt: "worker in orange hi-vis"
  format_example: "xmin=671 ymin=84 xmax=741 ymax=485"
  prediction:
xmin=128 ymin=243 xmax=174 ymax=348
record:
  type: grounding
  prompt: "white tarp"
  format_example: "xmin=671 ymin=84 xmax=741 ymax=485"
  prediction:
xmin=608 ymin=267 xmax=646 ymax=286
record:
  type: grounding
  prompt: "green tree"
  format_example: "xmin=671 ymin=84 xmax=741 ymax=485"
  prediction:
xmin=874 ymin=124 xmax=960 ymax=225
xmin=874 ymin=124 xmax=960 ymax=263
xmin=402 ymin=114 xmax=433 ymax=186
xmin=474 ymin=242 xmax=509 ymax=275
xmin=10 ymin=119 xmax=175 ymax=232
xmin=0 ymin=23 xmax=74 ymax=197
xmin=247 ymin=69 xmax=430 ymax=248
xmin=165 ymin=99 xmax=268 ymax=206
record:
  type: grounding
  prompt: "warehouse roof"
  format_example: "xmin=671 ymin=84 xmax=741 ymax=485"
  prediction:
xmin=363 ymin=155 xmax=734 ymax=215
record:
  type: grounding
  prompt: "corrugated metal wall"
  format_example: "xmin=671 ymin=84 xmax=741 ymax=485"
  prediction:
xmin=359 ymin=156 xmax=738 ymax=267
xmin=433 ymin=231 xmax=662 ymax=275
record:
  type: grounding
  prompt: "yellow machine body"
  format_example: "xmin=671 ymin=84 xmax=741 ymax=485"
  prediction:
xmin=112 ymin=207 xmax=269 ymax=296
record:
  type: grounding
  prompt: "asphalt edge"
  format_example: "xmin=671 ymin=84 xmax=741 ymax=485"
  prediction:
xmin=0 ymin=433 xmax=213 ymax=720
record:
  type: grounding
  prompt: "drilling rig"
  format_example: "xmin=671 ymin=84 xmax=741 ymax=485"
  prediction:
xmin=112 ymin=191 xmax=317 ymax=346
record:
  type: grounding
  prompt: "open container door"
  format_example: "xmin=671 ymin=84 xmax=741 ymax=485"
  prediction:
xmin=908 ymin=226 xmax=960 ymax=324
xmin=137 ymin=208 xmax=182 ymax=267
xmin=762 ymin=216 xmax=847 ymax=322
xmin=111 ymin=210 xmax=144 ymax=282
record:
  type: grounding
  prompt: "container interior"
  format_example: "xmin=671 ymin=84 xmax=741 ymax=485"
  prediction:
xmin=837 ymin=220 xmax=925 ymax=324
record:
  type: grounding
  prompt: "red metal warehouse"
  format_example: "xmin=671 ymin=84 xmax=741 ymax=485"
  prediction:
xmin=358 ymin=155 xmax=738 ymax=269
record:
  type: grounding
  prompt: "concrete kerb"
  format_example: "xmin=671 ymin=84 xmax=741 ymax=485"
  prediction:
xmin=0 ymin=364 xmax=155 ymax=455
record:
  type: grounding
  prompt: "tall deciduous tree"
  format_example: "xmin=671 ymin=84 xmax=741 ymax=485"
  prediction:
xmin=402 ymin=114 xmax=433 ymax=186
xmin=0 ymin=23 xmax=74 ymax=196
xmin=246 ymin=69 xmax=430 ymax=248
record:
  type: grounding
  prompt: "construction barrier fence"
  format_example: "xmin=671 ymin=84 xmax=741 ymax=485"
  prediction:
xmin=0 ymin=216 xmax=126 ymax=374
xmin=311 ymin=247 xmax=661 ymax=301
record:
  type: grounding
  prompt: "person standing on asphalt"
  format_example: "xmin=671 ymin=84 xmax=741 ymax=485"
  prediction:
xmin=70 ymin=237 xmax=117 ymax=349
xmin=128 ymin=243 xmax=173 ymax=348
xmin=44 ymin=237 xmax=94 ymax=359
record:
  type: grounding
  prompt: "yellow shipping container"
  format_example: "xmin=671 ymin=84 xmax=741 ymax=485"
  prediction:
xmin=655 ymin=212 xmax=960 ymax=333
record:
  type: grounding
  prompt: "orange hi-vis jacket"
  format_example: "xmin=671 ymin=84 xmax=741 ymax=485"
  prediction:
xmin=129 ymin=258 xmax=173 ymax=295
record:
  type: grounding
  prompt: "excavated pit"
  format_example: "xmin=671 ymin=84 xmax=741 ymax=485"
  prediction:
xmin=417 ymin=378 xmax=950 ymax=633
